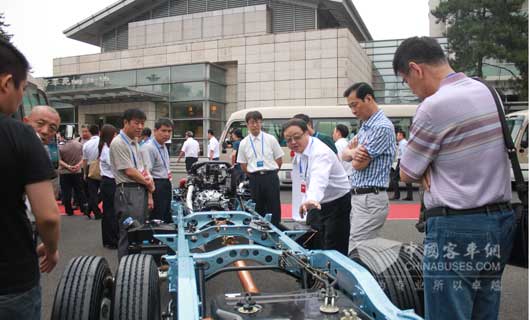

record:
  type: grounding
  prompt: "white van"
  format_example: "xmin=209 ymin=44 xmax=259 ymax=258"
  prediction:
xmin=220 ymin=105 xmax=417 ymax=186
xmin=506 ymin=110 xmax=528 ymax=182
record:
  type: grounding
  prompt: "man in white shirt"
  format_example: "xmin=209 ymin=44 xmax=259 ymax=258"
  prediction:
xmin=82 ymin=124 xmax=102 ymax=219
xmin=284 ymin=118 xmax=351 ymax=255
xmin=177 ymin=131 xmax=200 ymax=173
xmin=390 ymin=129 xmax=413 ymax=200
xmin=237 ymin=111 xmax=284 ymax=226
xmin=333 ymin=124 xmax=353 ymax=180
xmin=207 ymin=129 xmax=220 ymax=160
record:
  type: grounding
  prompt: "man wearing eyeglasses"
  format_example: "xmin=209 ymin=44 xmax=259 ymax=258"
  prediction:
xmin=284 ymin=118 xmax=351 ymax=255
xmin=237 ymin=111 xmax=284 ymax=226
xmin=342 ymin=82 xmax=396 ymax=253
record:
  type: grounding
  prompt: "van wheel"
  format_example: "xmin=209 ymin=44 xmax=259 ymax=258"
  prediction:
xmin=112 ymin=254 xmax=160 ymax=320
xmin=350 ymin=241 xmax=424 ymax=316
xmin=51 ymin=256 xmax=112 ymax=320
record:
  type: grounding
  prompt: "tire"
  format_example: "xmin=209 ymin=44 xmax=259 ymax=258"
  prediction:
xmin=112 ymin=254 xmax=160 ymax=320
xmin=349 ymin=241 xmax=424 ymax=316
xmin=51 ymin=256 xmax=112 ymax=320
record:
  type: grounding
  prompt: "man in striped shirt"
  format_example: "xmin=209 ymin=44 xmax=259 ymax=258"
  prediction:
xmin=342 ymin=82 xmax=396 ymax=253
xmin=394 ymin=36 xmax=514 ymax=320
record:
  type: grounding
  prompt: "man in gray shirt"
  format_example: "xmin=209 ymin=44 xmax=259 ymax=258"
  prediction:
xmin=141 ymin=118 xmax=173 ymax=223
xmin=110 ymin=109 xmax=155 ymax=259
xmin=394 ymin=36 xmax=513 ymax=320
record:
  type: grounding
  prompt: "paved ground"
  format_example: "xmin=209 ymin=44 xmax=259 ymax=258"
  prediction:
xmin=40 ymin=189 xmax=528 ymax=319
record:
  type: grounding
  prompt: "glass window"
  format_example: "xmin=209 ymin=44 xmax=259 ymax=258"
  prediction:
xmin=209 ymin=82 xmax=226 ymax=102
xmin=135 ymin=84 xmax=171 ymax=97
xmin=171 ymin=101 xmax=203 ymax=119
xmin=507 ymin=116 xmax=524 ymax=142
xmin=389 ymin=117 xmax=412 ymax=138
xmin=170 ymin=82 xmax=205 ymax=101
xmin=208 ymin=102 xmax=225 ymax=120
xmin=314 ymin=119 xmax=360 ymax=139
xmin=105 ymin=70 xmax=136 ymax=87
xmin=521 ymin=126 xmax=528 ymax=147
xmin=210 ymin=121 xmax=224 ymax=141
xmin=156 ymin=102 xmax=170 ymax=119
xmin=209 ymin=65 xmax=226 ymax=84
xmin=57 ymin=108 xmax=75 ymax=123
xmin=170 ymin=64 xmax=206 ymax=82
xmin=227 ymin=120 xmax=248 ymax=138
xmin=137 ymin=67 xmax=170 ymax=85
xmin=262 ymin=119 xmax=287 ymax=145
xmin=173 ymin=119 xmax=204 ymax=151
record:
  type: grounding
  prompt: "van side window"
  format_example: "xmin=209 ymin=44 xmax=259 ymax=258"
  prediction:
xmin=314 ymin=119 xmax=360 ymax=139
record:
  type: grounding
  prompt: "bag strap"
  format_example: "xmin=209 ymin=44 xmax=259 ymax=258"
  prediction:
xmin=474 ymin=77 xmax=528 ymax=206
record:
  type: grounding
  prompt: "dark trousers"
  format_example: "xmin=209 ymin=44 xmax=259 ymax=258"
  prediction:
xmin=248 ymin=171 xmax=281 ymax=226
xmin=185 ymin=157 xmax=198 ymax=173
xmin=115 ymin=184 xmax=148 ymax=259
xmin=151 ymin=179 xmax=172 ymax=223
xmin=59 ymin=173 xmax=87 ymax=215
xmin=390 ymin=160 xmax=413 ymax=199
xmin=100 ymin=177 xmax=118 ymax=247
xmin=86 ymin=177 xmax=102 ymax=216
xmin=306 ymin=192 xmax=351 ymax=255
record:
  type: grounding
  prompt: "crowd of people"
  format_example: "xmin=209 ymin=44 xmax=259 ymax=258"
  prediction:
xmin=0 ymin=34 xmax=517 ymax=320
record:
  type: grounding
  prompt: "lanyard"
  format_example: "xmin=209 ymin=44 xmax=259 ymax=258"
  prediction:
xmin=152 ymin=139 xmax=169 ymax=171
xmin=298 ymin=138 xmax=314 ymax=180
xmin=249 ymin=132 xmax=264 ymax=160
xmin=314 ymin=132 xmax=320 ymax=138
xmin=119 ymin=132 xmax=137 ymax=168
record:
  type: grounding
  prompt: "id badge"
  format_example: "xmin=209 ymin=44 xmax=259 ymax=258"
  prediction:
xmin=257 ymin=160 xmax=264 ymax=168
xmin=301 ymin=181 xmax=306 ymax=193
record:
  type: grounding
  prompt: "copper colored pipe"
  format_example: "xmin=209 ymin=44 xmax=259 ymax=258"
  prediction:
xmin=234 ymin=260 xmax=260 ymax=294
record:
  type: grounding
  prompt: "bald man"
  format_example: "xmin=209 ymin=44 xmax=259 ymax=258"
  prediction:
xmin=23 ymin=105 xmax=60 ymax=145
xmin=24 ymin=105 xmax=62 ymax=208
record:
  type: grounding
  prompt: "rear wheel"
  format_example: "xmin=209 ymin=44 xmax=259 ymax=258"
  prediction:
xmin=350 ymin=241 xmax=424 ymax=316
xmin=112 ymin=254 xmax=160 ymax=320
xmin=51 ymin=256 xmax=112 ymax=320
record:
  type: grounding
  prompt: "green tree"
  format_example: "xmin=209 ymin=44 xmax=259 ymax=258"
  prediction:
xmin=432 ymin=0 xmax=528 ymax=99
xmin=0 ymin=13 xmax=12 ymax=42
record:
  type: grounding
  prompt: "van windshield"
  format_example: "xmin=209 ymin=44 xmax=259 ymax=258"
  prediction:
xmin=506 ymin=116 xmax=524 ymax=142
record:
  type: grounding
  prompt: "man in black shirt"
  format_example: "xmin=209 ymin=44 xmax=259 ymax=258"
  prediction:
xmin=0 ymin=39 xmax=60 ymax=319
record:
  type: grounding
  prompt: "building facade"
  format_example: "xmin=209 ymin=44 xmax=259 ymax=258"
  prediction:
xmin=46 ymin=0 xmax=374 ymax=153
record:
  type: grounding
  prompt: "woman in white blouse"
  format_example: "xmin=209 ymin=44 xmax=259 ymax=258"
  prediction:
xmin=98 ymin=124 xmax=118 ymax=249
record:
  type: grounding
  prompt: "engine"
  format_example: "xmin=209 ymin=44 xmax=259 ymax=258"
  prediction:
xmin=181 ymin=161 xmax=249 ymax=212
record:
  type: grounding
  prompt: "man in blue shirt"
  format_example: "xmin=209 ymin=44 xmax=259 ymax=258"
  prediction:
xmin=341 ymin=82 xmax=396 ymax=253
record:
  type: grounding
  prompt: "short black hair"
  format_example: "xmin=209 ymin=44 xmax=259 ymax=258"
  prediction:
xmin=208 ymin=129 xmax=214 ymax=135
xmin=0 ymin=38 xmax=29 ymax=88
xmin=232 ymin=128 xmax=243 ymax=139
xmin=335 ymin=124 xmax=349 ymax=138
xmin=122 ymin=108 xmax=146 ymax=122
xmin=185 ymin=131 xmax=194 ymax=137
xmin=343 ymin=82 xmax=375 ymax=101
xmin=293 ymin=113 xmax=312 ymax=126
xmin=141 ymin=127 xmax=152 ymax=137
xmin=245 ymin=111 xmax=263 ymax=123
xmin=396 ymin=129 xmax=406 ymax=136
xmin=282 ymin=118 xmax=308 ymax=134
xmin=393 ymin=36 xmax=447 ymax=76
xmin=89 ymin=124 xmax=99 ymax=136
xmin=154 ymin=118 xmax=173 ymax=130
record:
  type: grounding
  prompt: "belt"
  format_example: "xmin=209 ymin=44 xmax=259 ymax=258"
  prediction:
xmin=102 ymin=176 xmax=115 ymax=181
xmin=250 ymin=170 xmax=277 ymax=176
xmin=351 ymin=187 xmax=386 ymax=195
xmin=117 ymin=182 xmax=144 ymax=188
xmin=424 ymin=202 xmax=511 ymax=220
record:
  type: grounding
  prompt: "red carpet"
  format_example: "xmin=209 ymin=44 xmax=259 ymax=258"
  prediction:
xmin=58 ymin=202 xmax=420 ymax=221
xmin=281 ymin=203 xmax=420 ymax=220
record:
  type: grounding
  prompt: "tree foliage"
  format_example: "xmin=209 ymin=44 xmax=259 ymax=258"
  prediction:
xmin=0 ymin=13 xmax=12 ymax=42
xmin=432 ymin=0 xmax=528 ymax=99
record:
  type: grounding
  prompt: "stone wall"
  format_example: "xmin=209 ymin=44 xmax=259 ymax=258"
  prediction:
xmin=54 ymin=28 xmax=370 ymax=111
